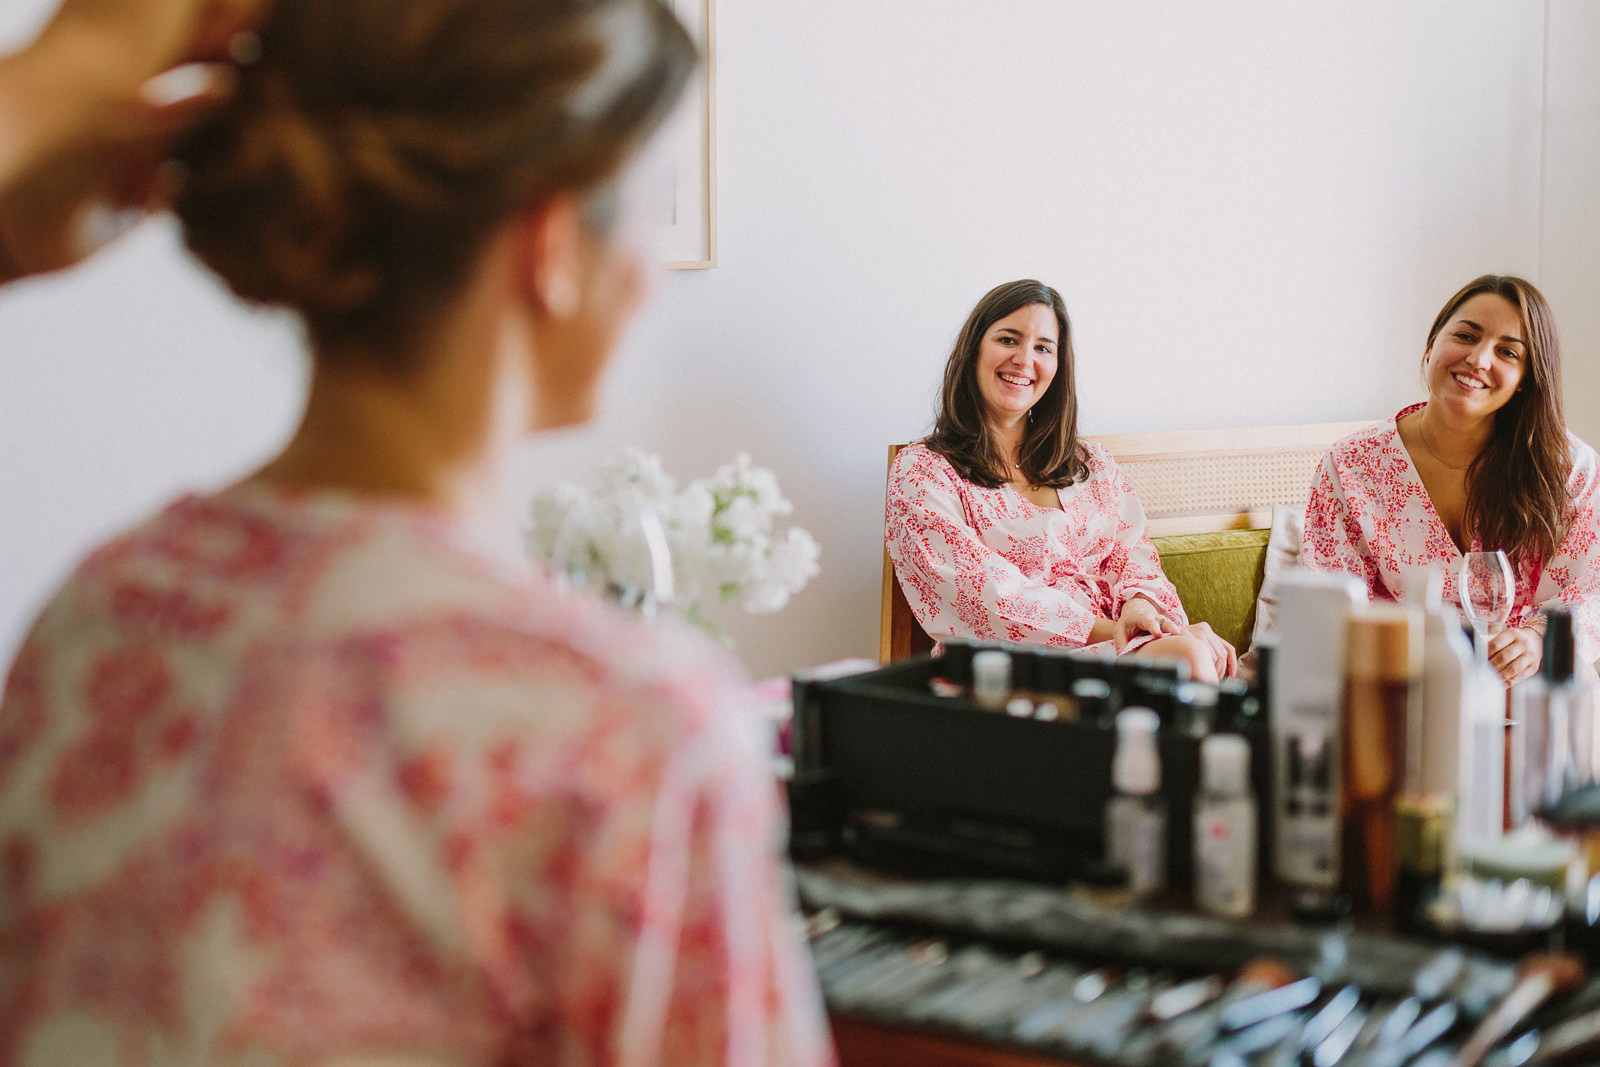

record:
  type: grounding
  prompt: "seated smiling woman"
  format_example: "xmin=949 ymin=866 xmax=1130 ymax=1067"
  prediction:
xmin=886 ymin=279 xmax=1237 ymax=683
xmin=1304 ymin=274 xmax=1600 ymax=684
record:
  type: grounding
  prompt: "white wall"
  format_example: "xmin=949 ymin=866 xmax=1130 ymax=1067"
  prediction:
xmin=3 ymin=1 xmax=1595 ymax=681
xmin=1544 ymin=0 xmax=1600 ymax=445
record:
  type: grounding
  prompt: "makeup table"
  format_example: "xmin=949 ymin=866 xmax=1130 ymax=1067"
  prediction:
xmin=800 ymin=861 xmax=1600 ymax=1067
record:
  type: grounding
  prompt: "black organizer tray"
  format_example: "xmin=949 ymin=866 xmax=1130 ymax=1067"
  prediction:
xmin=789 ymin=654 xmax=1271 ymax=888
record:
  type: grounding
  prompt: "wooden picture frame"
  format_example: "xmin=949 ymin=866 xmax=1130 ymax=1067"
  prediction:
xmin=657 ymin=0 xmax=717 ymax=269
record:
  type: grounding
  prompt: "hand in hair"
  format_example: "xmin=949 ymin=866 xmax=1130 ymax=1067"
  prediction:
xmin=0 ymin=0 xmax=265 ymax=283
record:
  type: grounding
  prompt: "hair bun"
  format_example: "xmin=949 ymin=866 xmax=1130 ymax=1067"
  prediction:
xmin=179 ymin=66 xmax=390 ymax=317
xmin=173 ymin=0 xmax=696 ymax=356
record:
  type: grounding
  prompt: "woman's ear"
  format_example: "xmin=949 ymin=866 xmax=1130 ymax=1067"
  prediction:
xmin=514 ymin=194 xmax=586 ymax=318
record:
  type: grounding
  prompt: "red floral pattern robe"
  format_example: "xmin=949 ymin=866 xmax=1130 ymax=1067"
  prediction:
xmin=1303 ymin=403 xmax=1600 ymax=664
xmin=885 ymin=442 xmax=1187 ymax=651
xmin=0 ymin=487 xmax=833 ymax=1067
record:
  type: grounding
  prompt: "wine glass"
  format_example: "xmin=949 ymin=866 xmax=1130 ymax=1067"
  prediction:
xmin=1458 ymin=550 xmax=1514 ymax=645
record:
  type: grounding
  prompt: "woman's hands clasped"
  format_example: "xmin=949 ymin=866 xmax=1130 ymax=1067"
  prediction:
xmin=1183 ymin=620 xmax=1239 ymax=682
xmin=1112 ymin=596 xmax=1184 ymax=650
xmin=1113 ymin=596 xmax=1239 ymax=682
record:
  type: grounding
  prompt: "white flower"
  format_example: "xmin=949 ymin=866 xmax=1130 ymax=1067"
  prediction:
xmin=598 ymin=446 xmax=676 ymax=507
xmin=768 ymin=527 xmax=822 ymax=589
xmin=528 ymin=481 xmax=599 ymax=575
xmin=526 ymin=449 xmax=820 ymax=638
xmin=669 ymin=481 xmax=716 ymax=550
xmin=716 ymin=494 xmax=770 ymax=543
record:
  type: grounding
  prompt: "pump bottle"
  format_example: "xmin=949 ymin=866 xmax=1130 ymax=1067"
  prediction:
xmin=1106 ymin=707 xmax=1166 ymax=897
xmin=1194 ymin=734 xmax=1257 ymax=917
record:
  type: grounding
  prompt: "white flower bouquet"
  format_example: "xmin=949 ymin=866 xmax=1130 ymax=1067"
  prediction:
xmin=528 ymin=448 xmax=821 ymax=636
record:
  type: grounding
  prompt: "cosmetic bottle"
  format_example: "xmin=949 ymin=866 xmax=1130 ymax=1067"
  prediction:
xmin=1342 ymin=603 xmax=1422 ymax=919
xmin=1271 ymin=570 xmax=1363 ymax=919
xmin=1195 ymin=734 xmax=1257 ymax=918
xmin=1119 ymin=660 xmax=1186 ymax=726
xmin=1456 ymin=623 xmax=1507 ymax=847
xmin=1516 ymin=608 xmax=1595 ymax=823
xmin=1252 ymin=636 xmax=1276 ymax=716
xmin=1176 ymin=682 xmax=1219 ymax=738
xmin=1390 ymin=569 xmax=1472 ymax=929
xmin=1106 ymin=707 xmax=1166 ymax=897
xmin=971 ymin=649 xmax=1012 ymax=711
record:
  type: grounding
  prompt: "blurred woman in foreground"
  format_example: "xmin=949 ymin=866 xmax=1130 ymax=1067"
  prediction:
xmin=0 ymin=1 xmax=832 ymax=1064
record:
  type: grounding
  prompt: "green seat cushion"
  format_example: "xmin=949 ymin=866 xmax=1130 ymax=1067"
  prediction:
xmin=1150 ymin=529 xmax=1270 ymax=654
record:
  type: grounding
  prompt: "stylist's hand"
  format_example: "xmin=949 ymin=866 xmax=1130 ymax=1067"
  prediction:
xmin=1185 ymin=620 xmax=1239 ymax=680
xmin=0 ymin=0 xmax=266 ymax=283
xmin=1488 ymin=626 xmax=1543 ymax=685
xmin=1113 ymin=596 xmax=1183 ymax=651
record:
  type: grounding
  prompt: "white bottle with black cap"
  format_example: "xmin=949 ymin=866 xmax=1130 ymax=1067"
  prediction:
xmin=1106 ymin=707 xmax=1166 ymax=896
xmin=1194 ymin=734 xmax=1257 ymax=917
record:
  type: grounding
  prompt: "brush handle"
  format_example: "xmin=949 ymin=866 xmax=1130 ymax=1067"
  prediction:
xmin=1454 ymin=973 xmax=1552 ymax=1067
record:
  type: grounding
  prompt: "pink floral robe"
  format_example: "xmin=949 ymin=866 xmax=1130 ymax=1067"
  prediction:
xmin=1303 ymin=402 xmax=1600 ymax=664
xmin=885 ymin=442 xmax=1187 ymax=651
xmin=0 ymin=487 xmax=833 ymax=1067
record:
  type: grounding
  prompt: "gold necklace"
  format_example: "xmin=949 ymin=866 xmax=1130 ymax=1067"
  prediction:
xmin=1416 ymin=411 xmax=1474 ymax=472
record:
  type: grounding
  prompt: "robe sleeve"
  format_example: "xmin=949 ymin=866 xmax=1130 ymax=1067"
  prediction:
xmin=1100 ymin=452 xmax=1188 ymax=626
xmin=1538 ymin=440 xmax=1600 ymax=665
xmin=884 ymin=447 xmax=1098 ymax=647
xmin=1302 ymin=450 xmax=1385 ymax=599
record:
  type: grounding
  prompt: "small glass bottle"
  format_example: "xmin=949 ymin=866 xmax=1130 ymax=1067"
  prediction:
xmin=971 ymin=649 xmax=1012 ymax=711
xmin=1342 ymin=604 xmax=1423 ymax=919
xmin=1175 ymin=682 xmax=1219 ymax=738
xmin=1106 ymin=707 xmax=1166 ymax=897
xmin=1194 ymin=734 xmax=1257 ymax=918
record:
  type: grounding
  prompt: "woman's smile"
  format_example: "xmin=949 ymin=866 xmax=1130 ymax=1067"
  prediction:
xmin=1423 ymin=292 xmax=1526 ymax=419
xmin=976 ymin=302 xmax=1059 ymax=424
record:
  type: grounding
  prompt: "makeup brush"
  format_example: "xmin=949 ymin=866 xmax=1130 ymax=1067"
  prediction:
xmin=1453 ymin=952 xmax=1584 ymax=1067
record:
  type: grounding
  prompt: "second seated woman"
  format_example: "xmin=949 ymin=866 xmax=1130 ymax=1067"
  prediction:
xmin=886 ymin=279 xmax=1237 ymax=683
xmin=1303 ymin=274 xmax=1600 ymax=684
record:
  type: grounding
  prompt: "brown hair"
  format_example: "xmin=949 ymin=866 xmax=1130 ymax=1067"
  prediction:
xmin=925 ymin=279 xmax=1088 ymax=488
xmin=174 ymin=0 xmax=694 ymax=362
xmin=1426 ymin=274 xmax=1571 ymax=565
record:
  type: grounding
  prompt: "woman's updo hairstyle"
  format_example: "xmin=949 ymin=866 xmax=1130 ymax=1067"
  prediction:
xmin=175 ymin=0 xmax=695 ymax=361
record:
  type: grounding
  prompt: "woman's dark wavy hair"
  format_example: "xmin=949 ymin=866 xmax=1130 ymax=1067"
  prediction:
xmin=925 ymin=279 xmax=1088 ymax=488
xmin=1428 ymin=274 xmax=1570 ymax=565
